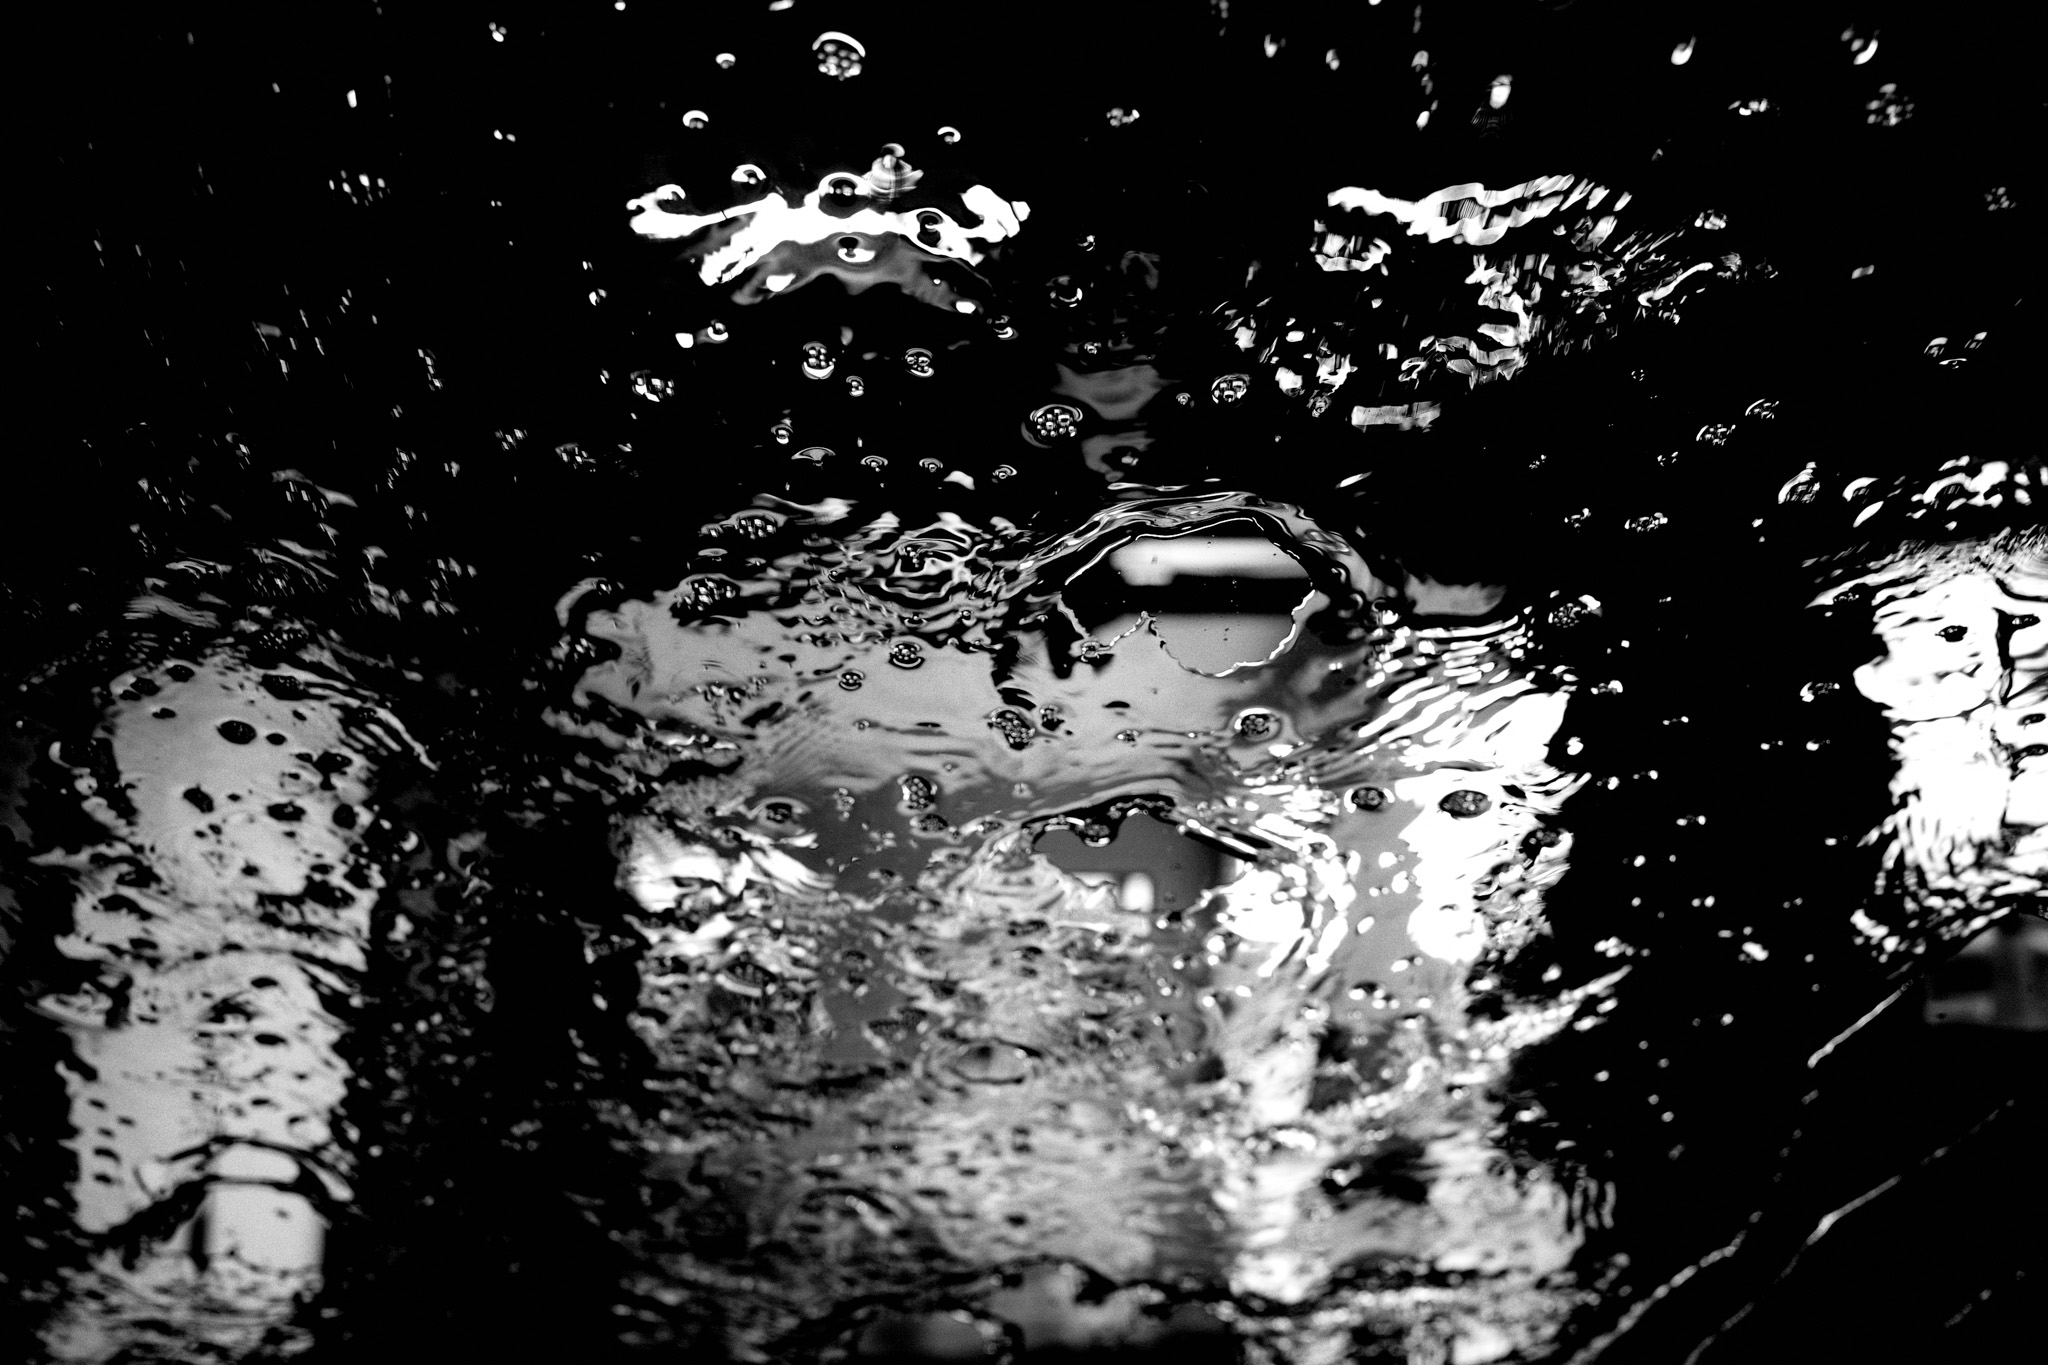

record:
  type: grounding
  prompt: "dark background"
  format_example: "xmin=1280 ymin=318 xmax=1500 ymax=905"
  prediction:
xmin=12 ymin=1 xmax=2042 ymax=1361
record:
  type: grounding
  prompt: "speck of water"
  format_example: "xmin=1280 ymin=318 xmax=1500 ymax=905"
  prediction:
xmin=1211 ymin=373 xmax=1251 ymax=404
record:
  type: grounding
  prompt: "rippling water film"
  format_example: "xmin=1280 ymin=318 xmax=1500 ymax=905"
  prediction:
xmin=13 ymin=3 xmax=2043 ymax=1363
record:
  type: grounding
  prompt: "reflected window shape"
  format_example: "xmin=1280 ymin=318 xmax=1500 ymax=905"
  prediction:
xmin=1924 ymin=914 xmax=2048 ymax=1029
xmin=1064 ymin=869 xmax=1158 ymax=912
xmin=1066 ymin=533 xmax=1317 ymax=675
xmin=1108 ymin=536 xmax=1310 ymax=587
xmin=1035 ymin=813 xmax=1220 ymax=916
xmin=1074 ymin=534 xmax=1310 ymax=619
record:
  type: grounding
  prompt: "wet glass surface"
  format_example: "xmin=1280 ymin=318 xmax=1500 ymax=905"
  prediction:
xmin=10 ymin=3 xmax=2043 ymax=1362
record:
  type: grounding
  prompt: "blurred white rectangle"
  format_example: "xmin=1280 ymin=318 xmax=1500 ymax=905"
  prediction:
xmin=1109 ymin=537 xmax=1309 ymax=586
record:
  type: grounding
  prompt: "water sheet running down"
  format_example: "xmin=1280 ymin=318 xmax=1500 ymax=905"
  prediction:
xmin=552 ymin=489 xmax=1613 ymax=1361
xmin=23 ymin=651 xmax=423 ymax=1362
xmin=1817 ymin=533 xmax=2048 ymax=960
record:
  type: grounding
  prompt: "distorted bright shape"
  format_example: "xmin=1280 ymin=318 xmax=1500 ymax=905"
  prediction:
xmin=623 ymin=177 xmax=1030 ymax=295
xmin=1328 ymin=175 xmax=1587 ymax=247
xmin=811 ymin=30 xmax=865 ymax=57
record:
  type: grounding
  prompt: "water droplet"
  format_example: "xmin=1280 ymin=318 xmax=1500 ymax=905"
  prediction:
xmin=889 ymin=641 xmax=925 ymax=669
xmin=731 ymin=163 xmax=766 ymax=186
xmin=1115 ymin=728 xmax=1140 ymax=744
xmin=770 ymin=420 xmax=793 ymax=445
xmin=860 ymin=454 xmax=887 ymax=471
xmin=1234 ymin=709 xmax=1278 ymax=740
xmin=1439 ymin=790 xmax=1493 ymax=818
xmin=793 ymin=446 xmax=833 ymax=464
xmin=629 ymin=370 xmax=673 ymax=402
xmin=903 ymin=347 xmax=935 ymax=377
xmin=1049 ymin=276 xmax=1083 ymax=307
xmin=838 ymin=670 xmax=865 ymax=691
xmin=217 ymin=720 xmax=257 ymax=744
xmin=990 ymin=464 xmax=1017 ymax=481
xmin=800 ymin=341 xmax=835 ymax=379
xmin=715 ymin=52 xmax=736 ymax=69
xmin=918 ymin=458 xmax=943 ymax=474
xmin=898 ymin=774 xmax=939 ymax=810
xmin=683 ymin=575 xmax=740 ymax=609
xmin=834 ymin=233 xmax=878 ymax=264
xmin=705 ymin=321 xmax=729 ymax=343
xmin=1025 ymin=403 xmax=1083 ymax=443
xmin=987 ymin=710 xmax=1035 ymax=750
xmin=1349 ymin=786 xmax=1389 ymax=811
xmin=948 ymin=1041 xmax=1035 ymax=1084
xmin=812 ymin=31 xmax=865 ymax=79
xmin=682 ymin=109 xmax=710 ymax=129
xmin=845 ymin=375 xmax=866 ymax=397
xmin=1211 ymin=373 xmax=1251 ymax=404
xmin=936 ymin=125 xmax=962 ymax=143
